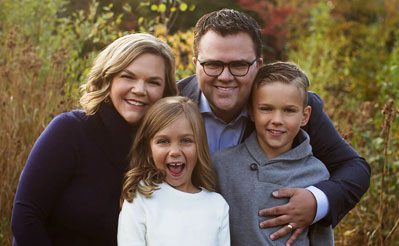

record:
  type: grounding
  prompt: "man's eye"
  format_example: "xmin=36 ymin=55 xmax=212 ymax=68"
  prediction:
xmin=230 ymin=62 xmax=248 ymax=69
xmin=205 ymin=62 xmax=222 ymax=69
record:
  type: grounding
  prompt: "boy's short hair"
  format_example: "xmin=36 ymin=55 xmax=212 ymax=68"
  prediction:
xmin=252 ymin=61 xmax=310 ymax=107
xmin=193 ymin=9 xmax=262 ymax=58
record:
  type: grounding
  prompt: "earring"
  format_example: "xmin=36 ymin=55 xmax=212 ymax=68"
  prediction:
xmin=104 ymin=97 xmax=110 ymax=103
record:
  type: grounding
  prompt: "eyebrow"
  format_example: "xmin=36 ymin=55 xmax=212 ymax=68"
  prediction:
xmin=122 ymin=69 xmax=163 ymax=80
xmin=257 ymin=103 xmax=300 ymax=108
xmin=153 ymin=133 xmax=195 ymax=138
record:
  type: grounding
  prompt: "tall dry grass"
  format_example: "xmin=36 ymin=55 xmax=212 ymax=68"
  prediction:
xmin=0 ymin=28 xmax=77 ymax=245
xmin=324 ymin=95 xmax=399 ymax=245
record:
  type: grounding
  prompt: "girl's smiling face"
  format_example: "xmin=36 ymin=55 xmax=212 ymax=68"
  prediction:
xmin=150 ymin=114 xmax=199 ymax=193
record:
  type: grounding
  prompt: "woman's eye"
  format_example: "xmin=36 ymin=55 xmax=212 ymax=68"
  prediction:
xmin=121 ymin=75 xmax=133 ymax=79
xmin=149 ymin=80 xmax=161 ymax=86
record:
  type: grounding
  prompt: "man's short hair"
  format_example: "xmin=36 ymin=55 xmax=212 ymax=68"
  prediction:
xmin=193 ymin=9 xmax=262 ymax=58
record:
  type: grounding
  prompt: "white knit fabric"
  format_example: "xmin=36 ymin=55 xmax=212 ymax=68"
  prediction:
xmin=118 ymin=182 xmax=230 ymax=246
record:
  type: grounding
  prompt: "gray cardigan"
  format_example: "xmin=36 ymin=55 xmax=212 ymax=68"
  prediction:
xmin=212 ymin=129 xmax=334 ymax=246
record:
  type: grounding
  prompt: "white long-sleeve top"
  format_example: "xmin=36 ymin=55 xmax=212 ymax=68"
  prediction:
xmin=118 ymin=182 xmax=230 ymax=246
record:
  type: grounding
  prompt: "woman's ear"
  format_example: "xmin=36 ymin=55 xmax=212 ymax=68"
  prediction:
xmin=301 ymin=105 xmax=312 ymax=126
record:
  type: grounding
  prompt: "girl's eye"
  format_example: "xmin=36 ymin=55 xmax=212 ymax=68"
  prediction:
xmin=181 ymin=138 xmax=194 ymax=144
xmin=157 ymin=139 xmax=169 ymax=145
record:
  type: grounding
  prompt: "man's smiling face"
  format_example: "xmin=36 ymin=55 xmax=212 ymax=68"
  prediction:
xmin=194 ymin=30 xmax=262 ymax=123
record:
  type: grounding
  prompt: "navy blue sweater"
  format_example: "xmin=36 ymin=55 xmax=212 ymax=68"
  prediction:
xmin=11 ymin=102 xmax=134 ymax=246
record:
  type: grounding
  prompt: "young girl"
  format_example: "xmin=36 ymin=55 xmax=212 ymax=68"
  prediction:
xmin=118 ymin=96 xmax=230 ymax=246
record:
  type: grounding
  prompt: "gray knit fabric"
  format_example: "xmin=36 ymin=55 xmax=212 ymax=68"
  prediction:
xmin=212 ymin=129 xmax=334 ymax=246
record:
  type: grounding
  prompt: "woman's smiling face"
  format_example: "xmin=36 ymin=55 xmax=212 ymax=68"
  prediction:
xmin=109 ymin=53 xmax=166 ymax=124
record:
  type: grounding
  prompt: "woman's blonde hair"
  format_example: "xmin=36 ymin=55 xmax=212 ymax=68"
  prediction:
xmin=80 ymin=33 xmax=178 ymax=115
xmin=121 ymin=96 xmax=216 ymax=205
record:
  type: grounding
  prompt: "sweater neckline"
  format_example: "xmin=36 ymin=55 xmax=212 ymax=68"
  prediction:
xmin=245 ymin=129 xmax=313 ymax=165
xmin=94 ymin=102 xmax=136 ymax=171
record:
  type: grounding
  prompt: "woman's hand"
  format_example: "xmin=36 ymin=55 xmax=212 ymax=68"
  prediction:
xmin=258 ymin=188 xmax=317 ymax=246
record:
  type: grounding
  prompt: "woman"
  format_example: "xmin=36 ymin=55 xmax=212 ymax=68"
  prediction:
xmin=11 ymin=33 xmax=178 ymax=246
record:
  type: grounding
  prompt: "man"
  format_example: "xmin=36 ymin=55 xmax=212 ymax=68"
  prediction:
xmin=178 ymin=9 xmax=370 ymax=245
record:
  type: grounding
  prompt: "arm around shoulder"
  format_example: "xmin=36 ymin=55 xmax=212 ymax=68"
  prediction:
xmin=304 ymin=92 xmax=371 ymax=226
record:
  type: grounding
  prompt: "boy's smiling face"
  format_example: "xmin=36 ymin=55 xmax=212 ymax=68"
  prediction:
xmin=251 ymin=81 xmax=311 ymax=159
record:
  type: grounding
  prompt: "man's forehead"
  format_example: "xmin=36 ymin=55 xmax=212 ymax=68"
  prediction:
xmin=197 ymin=30 xmax=257 ymax=59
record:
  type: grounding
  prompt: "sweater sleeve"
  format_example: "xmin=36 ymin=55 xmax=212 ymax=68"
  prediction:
xmin=218 ymin=200 xmax=231 ymax=246
xmin=304 ymin=92 xmax=371 ymax=227
xmin=11 ymin=113 xmax=79 ymax=246
xmin=117 ymin=197 xmax=147 ymax=246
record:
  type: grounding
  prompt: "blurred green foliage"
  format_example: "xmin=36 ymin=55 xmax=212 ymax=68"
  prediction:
xmin=284 ymin=1 xmax=399 ymax=244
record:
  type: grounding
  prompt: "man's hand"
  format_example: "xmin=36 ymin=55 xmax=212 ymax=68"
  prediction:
xmin=258 ymin=188 xmax=317 ymax=246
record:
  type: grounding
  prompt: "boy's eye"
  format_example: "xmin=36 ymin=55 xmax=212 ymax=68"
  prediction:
xmin=285 ymin=108 xmax=297 ymax=113
xmin=259 ymin=107 xmax=272 ymax=111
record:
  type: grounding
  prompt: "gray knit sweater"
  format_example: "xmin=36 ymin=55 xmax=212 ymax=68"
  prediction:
xmin=212 ymin=129 xmax=334 ymax=246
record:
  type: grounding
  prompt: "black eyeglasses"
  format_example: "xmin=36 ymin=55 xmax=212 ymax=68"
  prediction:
xmin=197 ymin=58 xmax=258 ymax=77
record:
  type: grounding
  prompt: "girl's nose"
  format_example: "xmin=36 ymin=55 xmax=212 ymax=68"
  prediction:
xmin=169 ymin=143 xmax=182 ymax=157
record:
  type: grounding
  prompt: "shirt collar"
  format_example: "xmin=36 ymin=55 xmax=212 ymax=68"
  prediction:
xmin=199 ymin=92 xmax=248 ymax=124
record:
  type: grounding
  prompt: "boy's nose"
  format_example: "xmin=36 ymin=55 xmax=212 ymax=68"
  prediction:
xmin=271 ymin=112 xmax=283 ymax=124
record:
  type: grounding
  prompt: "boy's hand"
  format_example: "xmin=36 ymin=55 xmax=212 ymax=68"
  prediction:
xmin=258 ymin=188 xmax=316 ymax=246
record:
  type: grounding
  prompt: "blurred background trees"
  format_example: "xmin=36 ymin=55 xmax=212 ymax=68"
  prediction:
xmin=1 ymin=0 xmax=398 ymax=245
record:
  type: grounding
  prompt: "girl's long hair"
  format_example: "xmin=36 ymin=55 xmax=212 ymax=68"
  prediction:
xmin=120 ymin=96 xmax=216 ymax=206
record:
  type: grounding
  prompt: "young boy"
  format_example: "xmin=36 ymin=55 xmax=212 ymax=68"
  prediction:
xmin=212 ymin=62 xmax=334 ymax=246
